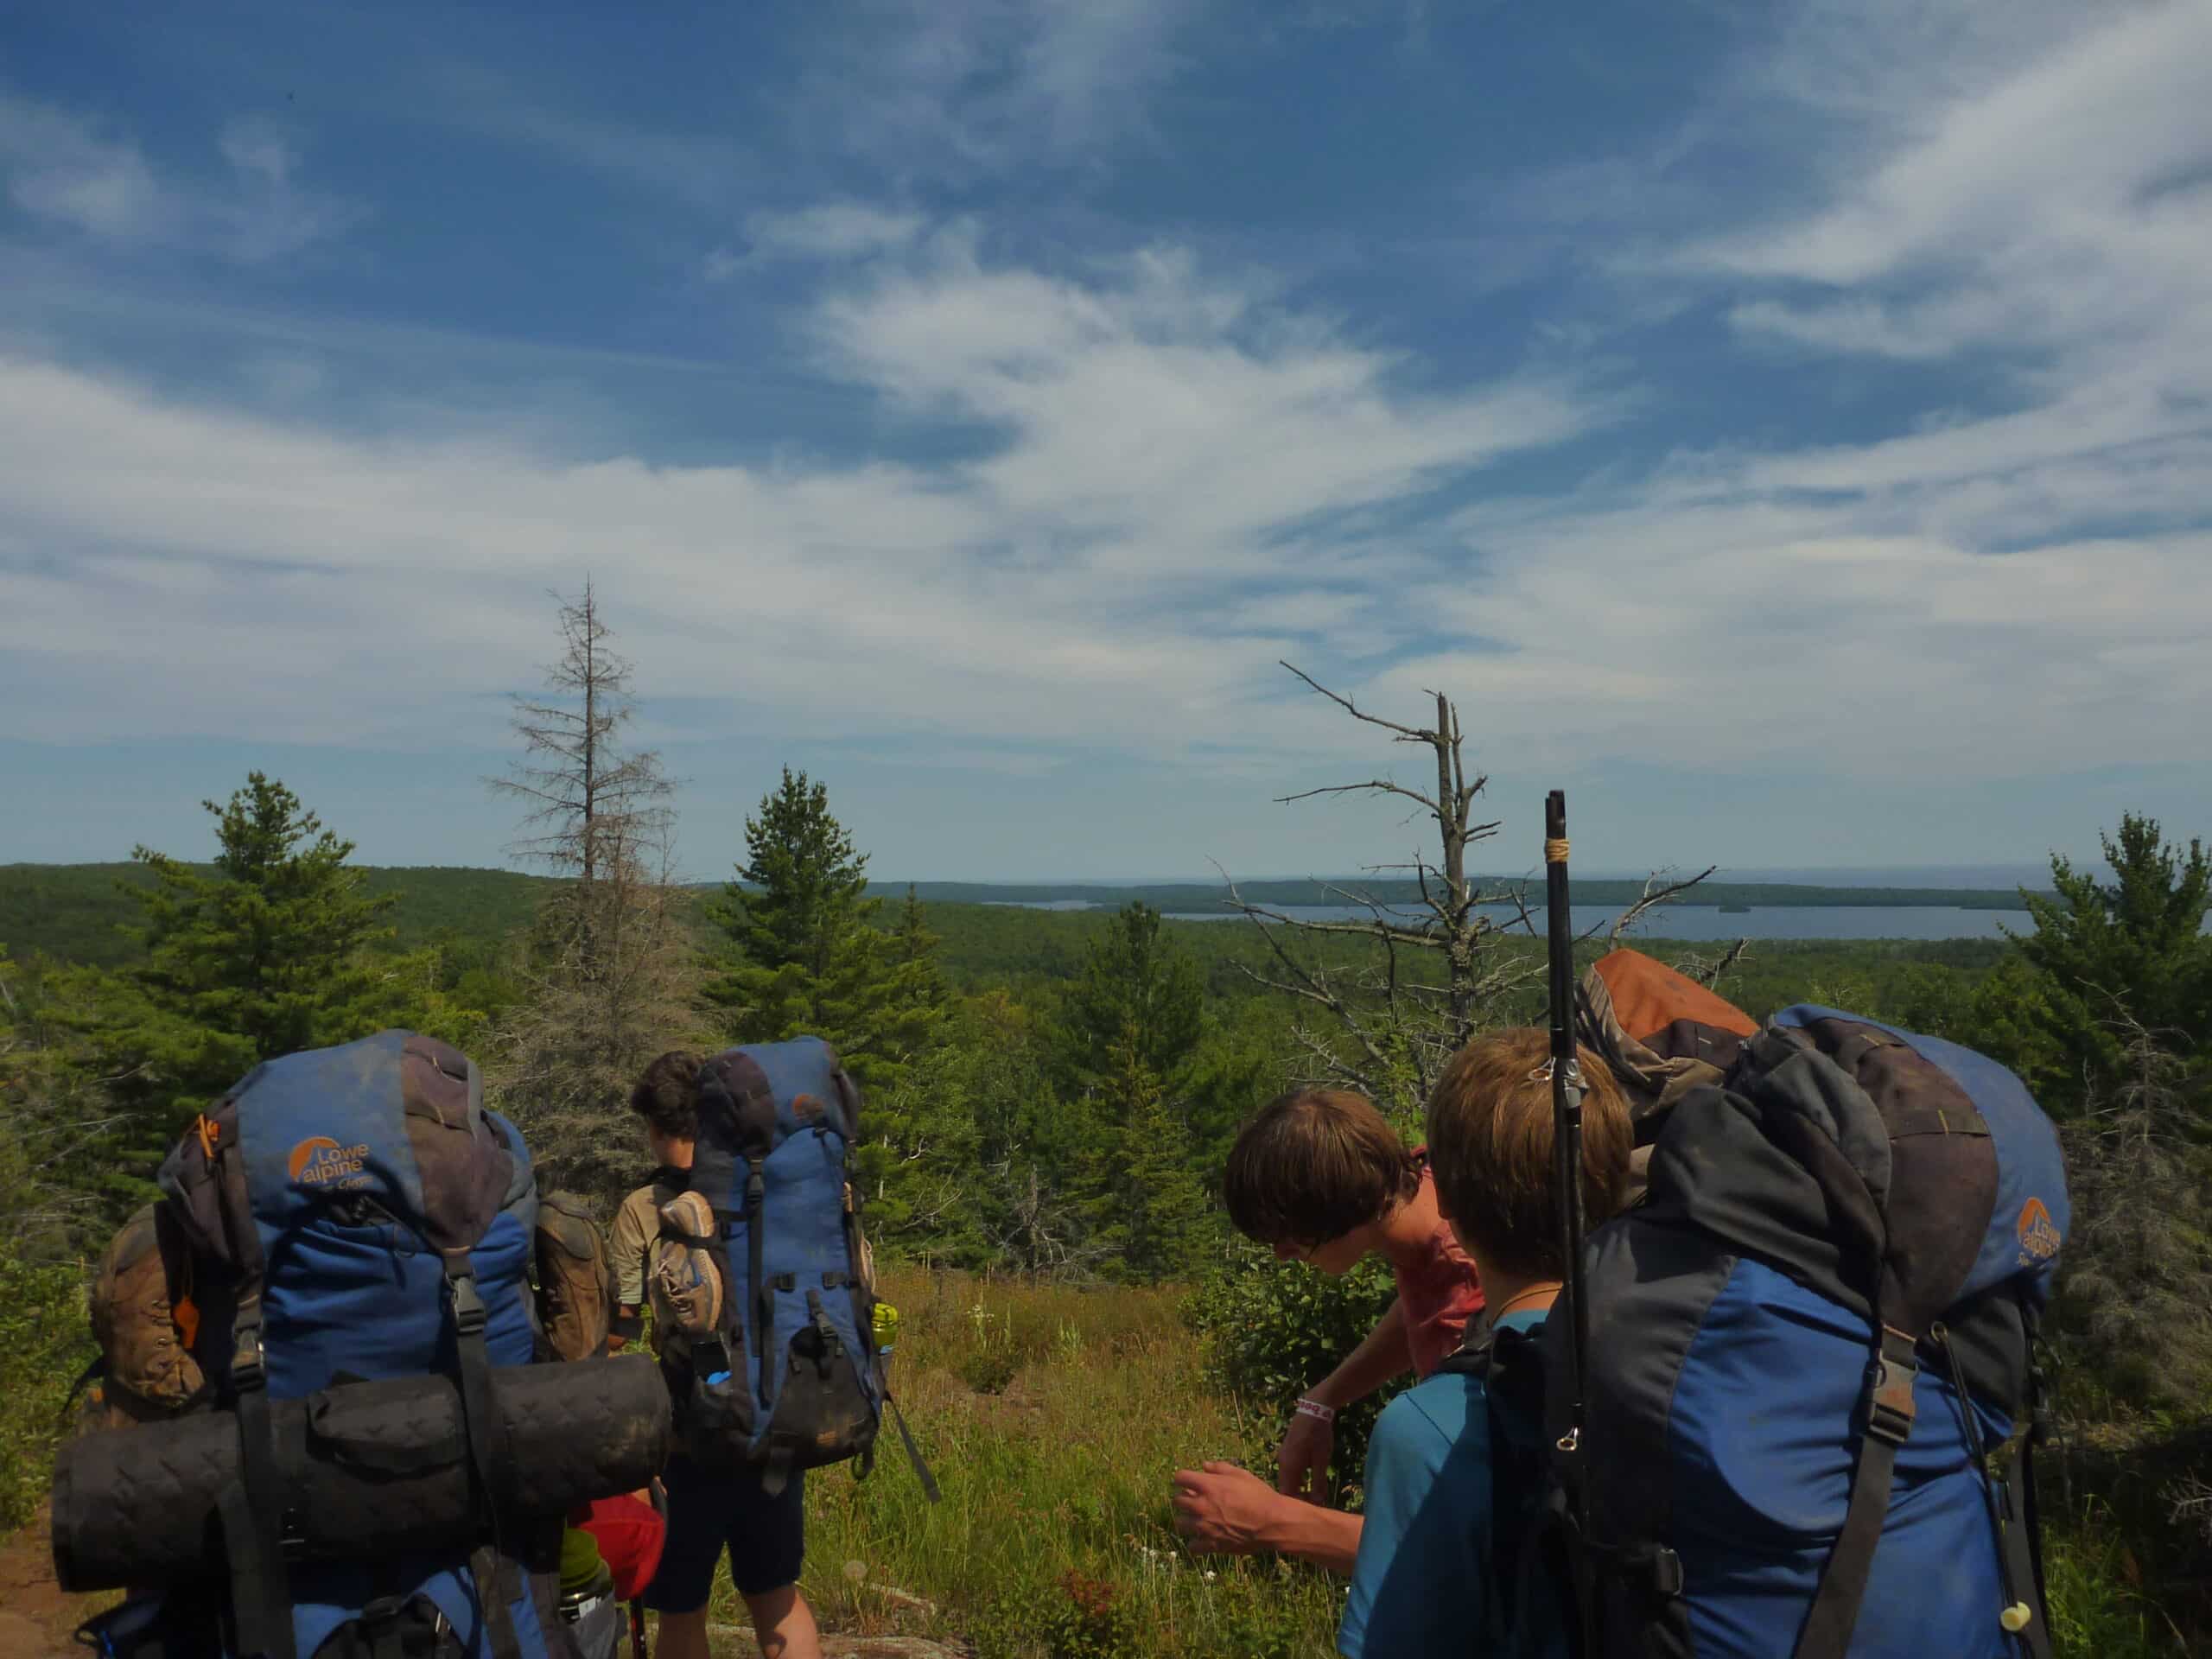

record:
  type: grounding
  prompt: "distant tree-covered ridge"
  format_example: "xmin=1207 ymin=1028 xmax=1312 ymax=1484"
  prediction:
xmin=0 ymin=862 xmax=2061 ymax=970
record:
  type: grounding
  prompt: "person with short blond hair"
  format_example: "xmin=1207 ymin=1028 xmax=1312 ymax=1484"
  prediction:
xmin=1171 ymin=1085 xmax=1487 ymax=1573
xmin=1336 ymin=1027 xmax=1633 ymax=1658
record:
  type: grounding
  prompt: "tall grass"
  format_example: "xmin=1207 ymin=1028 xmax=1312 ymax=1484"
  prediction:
xmin=711 ymin=1268 xmax=1345 ymax=1657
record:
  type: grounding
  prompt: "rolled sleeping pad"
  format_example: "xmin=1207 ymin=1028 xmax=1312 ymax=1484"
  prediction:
xmin=52 ymin=1354 xmax=671 ymax=1593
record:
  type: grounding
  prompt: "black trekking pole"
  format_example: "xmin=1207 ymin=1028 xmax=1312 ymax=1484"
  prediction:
xmin=1546 ymin=790 xmax=1597 ymax=1656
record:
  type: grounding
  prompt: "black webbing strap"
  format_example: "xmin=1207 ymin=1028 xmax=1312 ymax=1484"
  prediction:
xmin=217 ymin=1473 xmax=293 ymax=1659
xmin=336 ymin=1597 xmax=442 ymax=1659
xmin=2020 ymin=1431 xmax=2050 ymax=1619
xmin=224 ymin=1297 xmax=297 ymax=1659
xmin=1998 ymin=1470 xmax=2052 ymax=1659
xmin=1794 ymin=1325 xmax=1919 ymax=1659
xmin=467 ymin=1543 xmax=524 ymax=1659
xmin=442 ymin=1253 xmax=523 ymax=1659
xmin=2022 ymin=1294 xmax=2056 ymax=1614
xmin=883 ymin=1391 xmax=942 ymax=1503
xmin=746 ymin=1157 xmax=769 ymax=1399
xmin=1936 ymin=1325 xmax=2049 ymax=1658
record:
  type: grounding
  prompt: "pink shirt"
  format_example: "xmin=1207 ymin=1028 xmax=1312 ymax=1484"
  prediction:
xmin=1395 ymin=1158 xmax=1486 ymax=1378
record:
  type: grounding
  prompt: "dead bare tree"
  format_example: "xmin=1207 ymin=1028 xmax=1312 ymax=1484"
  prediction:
xmin=484 ymin=585 xmax=701 ymax=1206
xmin=1672 ymin=937 xmax=1753 ymax=991
xmin=1605 ymin=867 xmax=1721 ymax=945
xmin=1222 ymin=663 xmax=1723 ymax=1115
xmin=489 ymin=580 xmax=674 ymax=975
xmin=0 ymin=950 xmax=149 ymax=1254
xmin=2051 ymin=1004 xmax=2212 ymax=1408
xmin=1217 ymin=664 xmax=1548 ymax=1116
xmin=974 ymin=1160 xmax=1116 ymax=1281
xmin=486 ymin=823 xmax=711 ymax=1206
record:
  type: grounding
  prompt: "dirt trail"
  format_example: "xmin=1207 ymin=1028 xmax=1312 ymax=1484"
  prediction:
xmin=0 ymin=1511 xmax=965 ymax=1658
xmin=0 ymin=1506 xmax=109 ymax=1657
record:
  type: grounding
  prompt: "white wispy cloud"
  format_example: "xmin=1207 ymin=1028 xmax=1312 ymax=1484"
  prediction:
xmin=0 ymin=93 xmax=361 ymax=261
xmin=3 ymin=0 xmax=2205 ymax=823
xmin=1698 ymin=3 xmax=2212 ymax=385
xmin=0 ymin=238 xmax=1605 ymax=760
xmin=787 ymin=0 xmax=1203 ymax=177
xmin=706 ymin=202 xmax=927 ymax=279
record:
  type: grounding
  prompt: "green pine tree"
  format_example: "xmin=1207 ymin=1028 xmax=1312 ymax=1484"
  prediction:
xmin=1086 ymin=1033 xmax=1215 ymax=1283
xmin=2007 ymin=812 xmax=2211 ymax=1114
xmin=119 ymin=772 xmax=400 ymax=1132
xmin=1051 ymin=900 xmax=1205 ymax=1103
xmin=887 ymin=883 xmax=950 ymax=1046
xmin=706 ymin=770 xmax=938 ymax=1086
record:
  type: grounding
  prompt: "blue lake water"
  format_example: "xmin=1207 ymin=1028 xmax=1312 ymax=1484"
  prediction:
xmin=995 ymin=901 xmax=2037 ymax=940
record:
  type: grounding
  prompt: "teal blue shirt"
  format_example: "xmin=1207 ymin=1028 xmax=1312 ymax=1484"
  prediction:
xmin=1338 ymin=1309 xmax=1554 ymax=1659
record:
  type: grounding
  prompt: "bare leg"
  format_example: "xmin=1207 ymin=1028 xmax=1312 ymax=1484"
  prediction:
xmin=743 ymin=1584 xmax=821 ymax=1659
xmin=652 ymin=1608 xmax=710 ymax=1659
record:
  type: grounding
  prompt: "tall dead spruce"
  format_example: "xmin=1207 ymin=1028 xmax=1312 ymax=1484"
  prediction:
xmin=486 ymin=582 xmax=699 ymax=1202
xmin=490 ymin=578 xmax=675 ymax=970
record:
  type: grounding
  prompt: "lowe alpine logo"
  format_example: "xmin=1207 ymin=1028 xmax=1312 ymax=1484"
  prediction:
xmin=288 ymin=1136 xmax=371 ymax=1189
xmin=2017 ymin=1197 xmax=2061 ymax=1267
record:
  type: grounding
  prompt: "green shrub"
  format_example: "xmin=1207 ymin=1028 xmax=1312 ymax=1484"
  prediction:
xmin=1183 ymin=1238 xmax=1400 ymax=1496
xmin=1034 ymin=1571 xmax=1139 ymax=1659
xmin=0 ymin=1244 xmax=92 ymax=1531
xmin=959 ymin=1347 xmax=1020 ymax=1395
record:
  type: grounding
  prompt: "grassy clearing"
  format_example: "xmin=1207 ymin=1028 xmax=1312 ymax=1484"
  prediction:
xmin=704 ymin=1268 xmax=1344 ymax=1658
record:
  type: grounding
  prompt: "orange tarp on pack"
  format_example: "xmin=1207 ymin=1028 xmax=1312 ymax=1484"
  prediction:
xmin=1591 ymin=949 xmax=1758 ymax=1046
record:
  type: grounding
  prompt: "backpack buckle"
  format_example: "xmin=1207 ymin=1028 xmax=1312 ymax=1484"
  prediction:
xmin=447 ymin=1271 xmax=488 ymax=1337
xmin=230 ymin=1322 xmax=266 ymax=1393
xmin=1866 ymin=1329 xmax=1920 ymax=1446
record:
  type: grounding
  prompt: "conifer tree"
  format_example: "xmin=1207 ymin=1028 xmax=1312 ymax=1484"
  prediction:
xmin=1086 ymin=1034 xmax=1215 ymax=1283
xmin=708 ymin=770 xmax=940 ymax=1086
xmin=2010 ymin=812 xmax=2212 ymax=1113
xmin=121 ymin=772 xmax=397 ymax=1129
xmin=1050 ymin=900 xmax=1205 ymax=1103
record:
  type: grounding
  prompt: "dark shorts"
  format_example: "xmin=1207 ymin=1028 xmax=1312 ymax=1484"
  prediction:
xmin=642 ymin=1455 xmax=806 ymax=1611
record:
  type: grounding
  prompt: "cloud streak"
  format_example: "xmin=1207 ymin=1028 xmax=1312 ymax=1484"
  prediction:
xmin=0 ymin=93 xmax=362 ymax=261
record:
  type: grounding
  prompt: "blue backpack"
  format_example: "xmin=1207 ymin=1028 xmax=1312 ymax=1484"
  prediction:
xmin=137 ymin=1031 xmax=576 ymax=1659
xmin=1551 ymin=999 xmax=2069 ymax=1659
xmin=650 ymin=1039 xmax=883 ymax=1491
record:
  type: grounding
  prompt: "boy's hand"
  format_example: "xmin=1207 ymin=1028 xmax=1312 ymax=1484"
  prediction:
xmin=1171 ymin=1462 xmax=1284 ymax=1555
xmin=1275 ymin=1411 xmax=1335 ymax=1502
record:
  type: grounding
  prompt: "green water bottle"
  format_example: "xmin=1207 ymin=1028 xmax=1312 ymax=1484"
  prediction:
xmin=872 ymin=1300 xmax=899 ymax=1360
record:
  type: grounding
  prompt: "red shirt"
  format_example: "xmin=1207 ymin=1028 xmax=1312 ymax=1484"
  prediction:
xmin=1395 ymin=1157 xmax=1485 ymax=1378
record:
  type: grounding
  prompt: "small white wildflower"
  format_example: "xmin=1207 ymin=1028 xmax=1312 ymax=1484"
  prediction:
xmin=1204 ymin=1570 xmax=1218 ymax=1583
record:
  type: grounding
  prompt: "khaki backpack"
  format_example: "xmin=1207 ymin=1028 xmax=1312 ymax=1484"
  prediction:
xmin=535 ymin=1190 xmax=617 ymax=1363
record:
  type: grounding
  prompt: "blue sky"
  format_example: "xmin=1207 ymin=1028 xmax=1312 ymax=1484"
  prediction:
xmin=2 ymin=0 xmax=2208 ymax=882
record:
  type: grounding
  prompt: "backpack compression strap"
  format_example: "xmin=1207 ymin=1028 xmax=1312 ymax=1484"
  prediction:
xmin=746 ymin=1155 xmax=770 ymax=1402
xmin=204 ymin=1108 xmax=296 ymax=1659
xmin=1794 ymin=1324 xmax=1922 ymax=1659
xmin=440 ymin=1248 xmax=525 ymax=1659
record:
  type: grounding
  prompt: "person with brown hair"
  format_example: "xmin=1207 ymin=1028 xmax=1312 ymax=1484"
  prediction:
xmin=1170 ymin=1086 xmax=1488 ymax=1572
xmin=1334 ymin=1027 xmax=1633 ymax=1659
